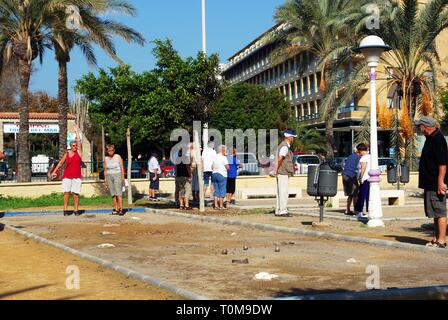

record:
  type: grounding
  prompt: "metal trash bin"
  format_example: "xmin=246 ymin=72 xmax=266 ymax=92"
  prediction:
xmin=307 ymin=163 xmax=338 ymax=223
xmin=387 ymin=163 xmax=397 ymax=184
xmin=400 ymin=164 xmax=410 ymax=184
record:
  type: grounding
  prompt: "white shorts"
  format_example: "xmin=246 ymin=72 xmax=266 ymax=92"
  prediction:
xmin=62 ymin=178 xmax=82 ymax=194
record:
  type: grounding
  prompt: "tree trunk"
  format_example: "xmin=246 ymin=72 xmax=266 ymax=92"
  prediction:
xmin=323 ymin=68 xmax=334 ymax=159
xmin=17 ymin=58 xmax=32 ymax=182
xmin=58 ymin=58 xmax=69 ymax=160
xmin=325 ymin=111 xmax=334 ymax=159
xmin=126 ymin=127 xmax=133 ymax=205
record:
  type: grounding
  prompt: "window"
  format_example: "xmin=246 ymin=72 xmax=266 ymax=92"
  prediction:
xmin=285 ymin=60 xmax=290 ymax=78
xmin=280 ymin=63 xmax=284 ymax=79
xmin=297 ymin=80 xmax=302 ymax=97
xmin=303 ymin=77 xmax=309 ymax=96
xmin=285 ymin=84 xmax=290 ymax=100
xmin=316 ymin=72 xmax=322 ymax=92
xmin=310 ymin=75 xmax=315 ymax=95
xmin=291 ymin=82 xmax=296 ymax=99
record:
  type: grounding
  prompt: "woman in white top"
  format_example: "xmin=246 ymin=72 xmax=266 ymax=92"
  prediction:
xmin=104 ymin=145 xmax=125 ymax=215
xmin=211 ymin=145 xmax=230 ymax=210
xmin=354 ymin=145 xmax=371 ymax=219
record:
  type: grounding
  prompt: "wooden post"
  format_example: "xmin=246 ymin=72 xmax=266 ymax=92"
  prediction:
xmin=126 ymin=127 xmax=133 ymax=205
xmin=193 ymin=130 xmax=205 ymax=212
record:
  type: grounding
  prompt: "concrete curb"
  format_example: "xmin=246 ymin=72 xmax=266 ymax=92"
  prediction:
xmin=145 ymin=208 xmax=448 ymax=256
xmin=289 ymin=211 xmax=428 ymax=222
xmin=2 ymin=208 xmax=146 ymax=217
xmin=4 ymin=224 xmax=211 ymax=300
xmin=270 ymin=285 xmax=448 ymax=300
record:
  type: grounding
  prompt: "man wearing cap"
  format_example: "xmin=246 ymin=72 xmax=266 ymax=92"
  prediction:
xmin=416 ymin=116 xmax=448 ymax=249
xmin=274 ymin=130 xmax=297 ymax=217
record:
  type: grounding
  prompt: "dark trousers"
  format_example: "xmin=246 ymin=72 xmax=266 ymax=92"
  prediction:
xmin=354 ymin=181 xmax=370 ymax=213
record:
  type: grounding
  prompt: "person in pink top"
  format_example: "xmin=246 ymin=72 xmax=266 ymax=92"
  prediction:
xmin=52 ymin=125 xmax=83 ymax=216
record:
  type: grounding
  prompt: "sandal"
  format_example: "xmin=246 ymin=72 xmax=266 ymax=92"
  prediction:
xmin=118 ymin=209 xmax=125 ymax=216
xmin=179 ymin=206 xmax=186 ymax=210
xmin=435 ymin=241 xmax=447 ymax=249
xmin=63 ymin=210 xmax=70 ymax=216
xmin=74 ymin=211 xmax=81 ymax=216
xmin=185 ymin=207 xmax=193 ymax=210
xmin=112 ymin=209 xmax=119 ymax=215
xmin=426 ymin=239 xmax=437 ymax=247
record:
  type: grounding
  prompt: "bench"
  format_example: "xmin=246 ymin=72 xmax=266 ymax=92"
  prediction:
xmin=235 ymin=188 xmax=302 ymax=200
xmin=328 ymin=189 xmax=405 ymax=209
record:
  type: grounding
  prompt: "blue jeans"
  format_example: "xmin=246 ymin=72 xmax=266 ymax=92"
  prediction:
xmin=355 ymin=181 xmax=370 ymax=213
xmin=212 ymin=173 xmax=226 ymax=198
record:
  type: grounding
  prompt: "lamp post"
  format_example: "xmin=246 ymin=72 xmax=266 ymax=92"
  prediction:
xmin=201 ymin=0 xmax=209 ymax=148
xmin=355 ymin=35 xmax=391 ymax=228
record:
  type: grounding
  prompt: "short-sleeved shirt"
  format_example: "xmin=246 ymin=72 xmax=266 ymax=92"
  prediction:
xmin=279 ymin=142 xmax=290 ymax=158
xmin=212 ymin=154 xmax=229 ymax=177
xmin=176 ymin=162 xmax=190 ymax=178
xmin=148 ymin=156 xmax=161 ymax=174
xmin=359 ymin=154 xmax=371 ymax=183
xmin=227 ymin=155 xmax=240 ymax=179
xmin=343 ymin=153 xmax=360 ymax=178
xmin=202 ymin=148 xmax=216 ymax=172
xmin=419 ymin=130 xmax=448 ymax=191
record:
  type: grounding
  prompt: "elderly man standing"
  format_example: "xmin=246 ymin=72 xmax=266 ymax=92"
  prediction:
xmin=274 ymin=130 xmax=297 ymax=217
xmin=416 ymin=116 xmax=448 ymax=249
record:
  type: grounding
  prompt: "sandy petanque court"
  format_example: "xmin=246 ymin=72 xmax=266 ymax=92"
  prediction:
xmin=2 ymin=208 xmax=448 ymax=300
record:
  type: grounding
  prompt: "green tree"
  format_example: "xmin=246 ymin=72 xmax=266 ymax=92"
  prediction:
xmin=210 ymin=83 xmax=290 ymax=133
xmin=49 ymin=0 xmax=144 ymax=159
xmin=271 ymin=0 xmax=365 ymax=158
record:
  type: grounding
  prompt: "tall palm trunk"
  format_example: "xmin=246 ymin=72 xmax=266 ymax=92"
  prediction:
xmin=58 ymin=58 xmax=69 ymax=160
xmin=17 ymin=56 xmax=31 ymax=182
xmin=323 ymin=69 xmax=334 ymax=158
xmin=325 ymin=110 xmax=335 ymax=158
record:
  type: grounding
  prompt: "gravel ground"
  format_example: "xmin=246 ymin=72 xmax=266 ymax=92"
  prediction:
xmin=3 ymin=209 xmax=448 ymax=299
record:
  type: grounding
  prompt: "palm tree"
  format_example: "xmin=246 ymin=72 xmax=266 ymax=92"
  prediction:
xmin=48 ymin=0 xmax=145 ymax=159
xmin=325 ymin=0 xmax=448 ymax=168
xmin=271 ymin=0 xmax=368 ymax=158
xmin=0 ymin=0 xmax=58 ymax=182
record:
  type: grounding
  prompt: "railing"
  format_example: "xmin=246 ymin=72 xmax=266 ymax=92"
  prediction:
xmin=0 ymin=157 xmax=422 ymax=184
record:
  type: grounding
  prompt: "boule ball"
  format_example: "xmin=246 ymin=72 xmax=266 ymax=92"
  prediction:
xmin=275 ymin=247 xmax=280 ymax=253
xmin=243 ymin=246 xmax=249 ymax=251
xmin=221 ymin=249 xmax=228 ymax=255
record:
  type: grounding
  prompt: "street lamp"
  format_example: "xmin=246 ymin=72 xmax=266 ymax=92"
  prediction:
xmin=355 ymin=35 xmax=391 ymax=228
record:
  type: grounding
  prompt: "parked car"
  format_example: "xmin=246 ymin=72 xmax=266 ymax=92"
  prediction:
xmin=378 ymin=158 xmax=397 ymax=173
xmin=31 ymin=154 xmax=50 ymax=176
xmin=123 ymin=161 xmax=146 ymax=179
xmin=0 ymin=162 xmax=13 ymax=181
xmin=236 ymin=153 xmax=260 ymax=175
xmin=293 ymin=154 xmax=321 ymax=174
xmin=160 ymin=159 xmax=175 ymax=177
xmin=98 ymin=161 xmax=145 ymax=180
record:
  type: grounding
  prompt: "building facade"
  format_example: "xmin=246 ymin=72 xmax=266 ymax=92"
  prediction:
xmin=221 ymin=25 xmax=392 ymax=158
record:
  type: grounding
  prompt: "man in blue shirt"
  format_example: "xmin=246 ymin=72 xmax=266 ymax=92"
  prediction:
xmin=226 ymin=147 xmax=241 ymax=206
xmin=342 ymin=144 xmax=364 ymax=215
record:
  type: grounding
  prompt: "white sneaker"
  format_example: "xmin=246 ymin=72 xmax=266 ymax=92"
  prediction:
xmin=355 ymin=211 xmax=367 ymax=220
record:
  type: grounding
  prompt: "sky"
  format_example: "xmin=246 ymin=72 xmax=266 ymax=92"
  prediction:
xmin=30 ymin=0 xmax=285 ymax=97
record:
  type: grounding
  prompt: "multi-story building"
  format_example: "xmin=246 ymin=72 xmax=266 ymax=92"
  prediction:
xmin=222 ymin=24 xmax=391 ymax=158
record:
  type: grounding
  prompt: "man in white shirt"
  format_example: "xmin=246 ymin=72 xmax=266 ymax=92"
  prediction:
xmin=148 ymin=152 xmax=161 ymax=201
xmin=202 ymin=142 xmax=216 ymax=198
xmin=274 ymin=130 xmax=297 ymax=217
